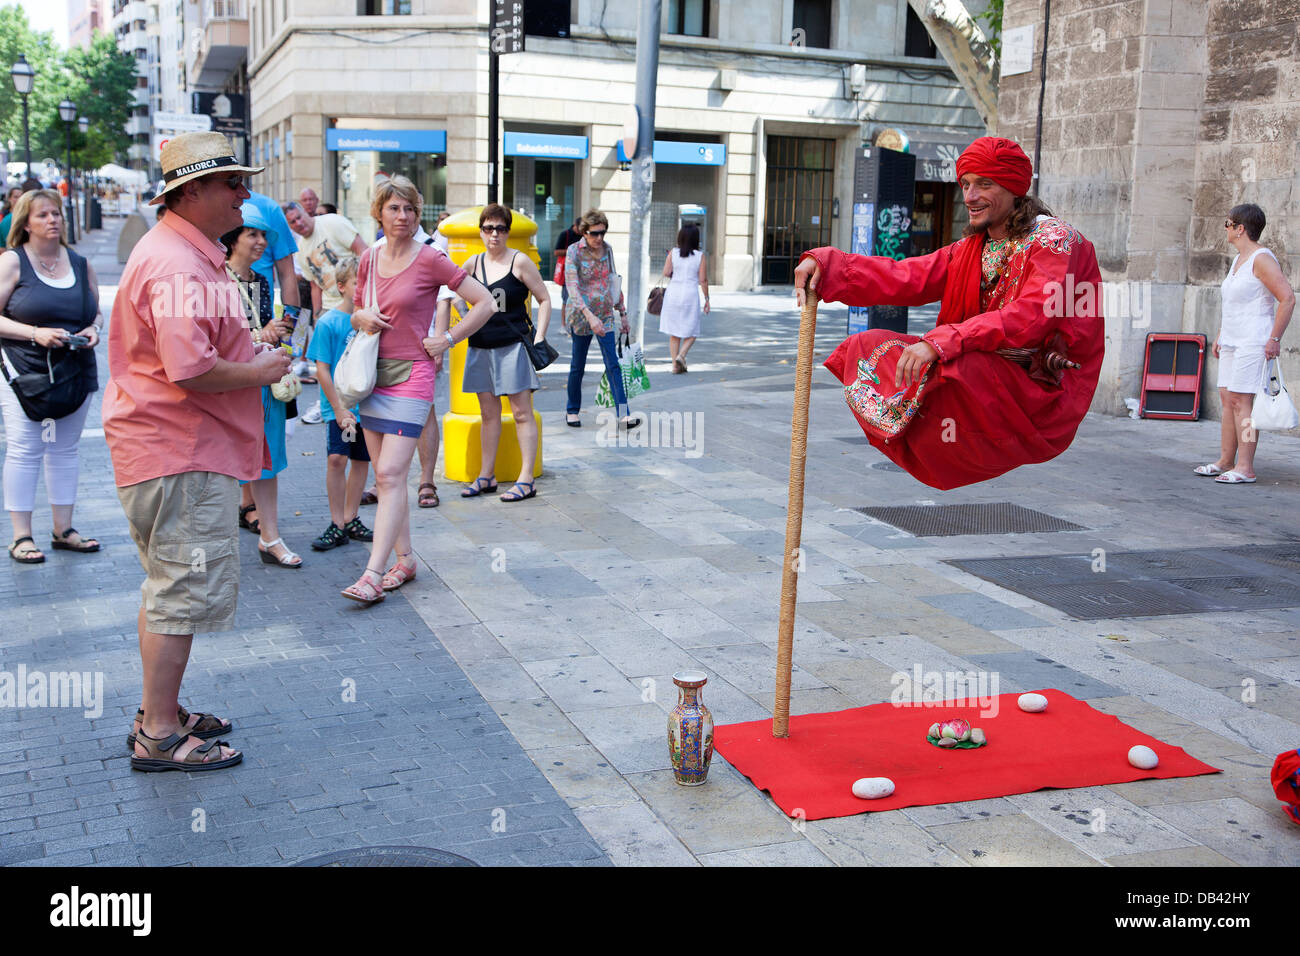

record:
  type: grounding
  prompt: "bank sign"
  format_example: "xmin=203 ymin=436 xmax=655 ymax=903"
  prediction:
xmin=616 ymin=140 xmax=726 ymax=165
xmin=326 ymin=129 xmax=448 ymax=153
xmin=503 ymin=132 xmax=589 ymax=159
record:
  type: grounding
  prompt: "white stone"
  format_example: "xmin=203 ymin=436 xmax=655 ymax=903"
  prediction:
xmin=852 ymin=777 xmax=895 ymax=800
xmin=1018 ymin=693 xmax=1049 ymax=713
xmin=1128 ymin=745 xmax=1159 ymax=770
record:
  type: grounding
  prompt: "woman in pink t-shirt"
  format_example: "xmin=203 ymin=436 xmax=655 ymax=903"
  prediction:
xmin=344 ymin=176 xmax=494 ymax=604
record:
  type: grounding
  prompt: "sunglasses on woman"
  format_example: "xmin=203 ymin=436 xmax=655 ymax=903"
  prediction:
xmin=587 ymin=229 xmax=607 ymax=238
xmin=481 ymin=224 xmax=509 ymax=234
xmin=1224 ymin=219 xmax=1239 ymax=229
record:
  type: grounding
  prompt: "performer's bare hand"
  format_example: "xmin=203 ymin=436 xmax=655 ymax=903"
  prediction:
xmin=895 ymin=341 xmax=939 ymax=387
xmin=794 ymin=257 xmax=820 ymax=309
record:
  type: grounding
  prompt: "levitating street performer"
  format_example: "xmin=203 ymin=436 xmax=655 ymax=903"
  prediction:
xmin=795 ymin=136 xmax=1105 ymax=490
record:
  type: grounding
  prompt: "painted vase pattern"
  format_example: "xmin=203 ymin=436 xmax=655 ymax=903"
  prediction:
xmin=668 ymin=671 xmax=714 ymax=786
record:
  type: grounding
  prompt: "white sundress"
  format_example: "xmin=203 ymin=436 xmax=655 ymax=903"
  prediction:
xmin=658 ymin=249 xmax=703 ymax=338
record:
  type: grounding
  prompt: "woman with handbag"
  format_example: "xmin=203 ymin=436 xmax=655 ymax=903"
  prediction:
xmin=345 ymin=175 xmax=494 ymax=604
xmin=442 ymin=204 xmax=552 ymax=503
xmin=222 ymin=205 xmax=303 ymax=567
xmin=1195 ymin=203 xmax=1296 ymax=484
xmin=657 ymin=223 xmax=709 ymax=374
xmin=563 ymin=209 xmax=640 ymax=429
xmin=0 ymin=190 xmax=101 ymax=563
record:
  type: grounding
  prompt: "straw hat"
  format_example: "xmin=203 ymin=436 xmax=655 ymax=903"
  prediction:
xmin=149 ymin=131 xmax=263 ymax=206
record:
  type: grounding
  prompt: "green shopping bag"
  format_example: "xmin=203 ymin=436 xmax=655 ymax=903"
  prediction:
xmin=595 ymin=334 xmax=651 ymax=407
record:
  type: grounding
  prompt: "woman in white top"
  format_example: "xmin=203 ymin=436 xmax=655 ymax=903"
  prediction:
xmin=1195 ymin=204 xmax=1295 ymax=484
xmin=658 ymin=224 xmax=709 ymax=374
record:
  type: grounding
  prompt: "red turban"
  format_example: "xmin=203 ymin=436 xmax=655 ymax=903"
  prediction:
xmin=1273 ymin=750 xmax=1300 ymax=825
xmin=955 ymin=137 xmax=1033 ymax=196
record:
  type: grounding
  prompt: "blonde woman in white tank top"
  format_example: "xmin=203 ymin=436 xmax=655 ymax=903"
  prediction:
xmin=1194 ymin=204 xmax=1295 ymax=483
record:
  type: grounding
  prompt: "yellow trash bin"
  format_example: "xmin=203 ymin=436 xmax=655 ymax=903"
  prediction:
xmin=440 ymin=206 xmax=545 ymax=485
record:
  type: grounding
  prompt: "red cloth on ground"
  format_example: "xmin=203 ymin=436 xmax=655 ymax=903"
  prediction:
xmin=810 ymin=216 xmax=1105 ymax=489
xmin=1270 ymin=750 xmax=1300 ymax=825
xmin=714 ymin=690 xmax=1220 ymax=821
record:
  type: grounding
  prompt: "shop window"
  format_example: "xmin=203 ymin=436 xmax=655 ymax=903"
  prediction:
xmin=358 ymin=0 xmax=411 ymax=14
xmin=792 ymin=0 xmax=832 ymax=49
xmin=525 ymin=0 xmax=571 ymax=38
xmin=668 ymin=0 xmax=710 ymax=37
xmin=905 ymin=6 xmax=937 ymax=58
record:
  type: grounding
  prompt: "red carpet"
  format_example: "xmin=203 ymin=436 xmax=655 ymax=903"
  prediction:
xmin=714 ymin=690 xmax=1220 ymax=820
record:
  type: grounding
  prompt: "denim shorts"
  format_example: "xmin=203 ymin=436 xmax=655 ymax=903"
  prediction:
xmin=327 ymin=420 xmax=371 ymax=461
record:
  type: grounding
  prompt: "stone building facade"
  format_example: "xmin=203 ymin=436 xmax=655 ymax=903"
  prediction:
xmin=246 ymin=0 xmax=987 ymax=289
xmin=999 ymin=0 xmax=1298 ymax=420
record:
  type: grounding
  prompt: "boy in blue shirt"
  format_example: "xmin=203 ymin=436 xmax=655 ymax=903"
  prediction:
xmin=307 ymin=257 xmax=373 ymax=550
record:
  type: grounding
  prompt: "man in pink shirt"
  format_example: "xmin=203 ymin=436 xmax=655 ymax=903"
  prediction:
xmin=103 ymin=132 xmax=291 ymax=772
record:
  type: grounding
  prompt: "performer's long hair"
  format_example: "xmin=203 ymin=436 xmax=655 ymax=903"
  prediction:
xmin=964 ymin=195 xmax=1054 ymax=243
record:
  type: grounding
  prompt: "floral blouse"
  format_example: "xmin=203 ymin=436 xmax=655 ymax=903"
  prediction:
xmin=563 ymin=239 xmax=620 ymax=335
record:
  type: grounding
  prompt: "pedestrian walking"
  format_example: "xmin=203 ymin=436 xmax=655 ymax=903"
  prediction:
xmin=0 ymin=189 xmax=103 ymax=563
xmin=448 ymin=204 xmax=551 ymax=502
xmin=342 ymin=175 xmax=495 ymax=605
xmin=103 ymin=131 xmax=291 ymax=771
xmin=222 ymin=205 xmax=303 ymax=568
xmin=799 ymin=136 xmax=1106 ymax=490
xmin=1194 ymin=203 xmax=1296 ymax=484
xmin=306 ymin=255 xmax=374 ymax=549
xmin=658 ymin=223 xmax=709 ymax=373
xmin=563 ymin=209 xmax=640 ymax=430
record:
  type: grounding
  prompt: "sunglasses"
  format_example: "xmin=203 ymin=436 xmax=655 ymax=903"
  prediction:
xmin=1224 ymin=219 xmax=1239 ymax=229
xmin=587 ymin=229 xmax=607 ymax=238
xmin=217 ymin=174 xmax=246 ymax=191
xmin=481 ymin=224 xmax=509 ymax=234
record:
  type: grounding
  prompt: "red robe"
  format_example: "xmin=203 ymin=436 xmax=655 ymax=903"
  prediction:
xmin=811 ymin=217 xmax=1105 ymax=489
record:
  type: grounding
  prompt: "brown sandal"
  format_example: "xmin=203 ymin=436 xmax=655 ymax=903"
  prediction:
xmin=126 ymin=706 xmax=232 ymax=751
xmin=130 ymin=730 xmax=242 ymax=772
xmin=51 ymin=527 xmax=100 ymax=552
xmin=418 ymin=482 xmax=440 ymax=508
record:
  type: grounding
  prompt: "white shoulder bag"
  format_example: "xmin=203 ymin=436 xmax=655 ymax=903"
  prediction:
xmin=333 ymin=245 xmax=382 ymax=410
xmin=1251 ymin=358 xmax=1300 ymax=431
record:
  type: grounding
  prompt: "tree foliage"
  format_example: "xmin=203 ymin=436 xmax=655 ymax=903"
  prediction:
xmin=0 ymin=8 xmax=136 ymax=173
xmin=975 ymin=0 xmax=1005 ymax=60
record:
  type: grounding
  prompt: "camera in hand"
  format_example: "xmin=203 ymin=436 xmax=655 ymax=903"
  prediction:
xmin=66 ymin=335 xmax=91 ymax=350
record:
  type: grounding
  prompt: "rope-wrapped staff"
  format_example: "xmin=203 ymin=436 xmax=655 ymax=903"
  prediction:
xmin=773 ymin=290 xmax=819 ymax=738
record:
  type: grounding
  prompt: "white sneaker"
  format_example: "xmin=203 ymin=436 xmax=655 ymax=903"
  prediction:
xmin=300 ymin=401 xmax=322 ymax=424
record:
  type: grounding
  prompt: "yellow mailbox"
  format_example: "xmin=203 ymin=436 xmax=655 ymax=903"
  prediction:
xmin=440 ymin=206 xmax=545 ymax=484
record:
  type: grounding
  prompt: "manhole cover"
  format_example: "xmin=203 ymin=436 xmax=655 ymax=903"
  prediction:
xmin=1107 ymin=550 xmax=1244 ymax=580
xmin=948 ymin=554 xmax=1099 ymax=587
xmin=858 ymin=503 xmax=1087 ymax=537
xmin=1227 ymin=544 xmax=1300 ymax=573
xmin=295 ymin=846 xmax=478 ymax=867
xmin=1168 ymin=575 xmax=1300 ymax=609
xmin=1020 ymin=581 xmax=1226 ymax=619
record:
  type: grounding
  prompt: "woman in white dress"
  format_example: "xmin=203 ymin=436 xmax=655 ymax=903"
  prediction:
xmin=658 ymin=224 xmax=709 ymax=374
xmin=1194 ymin=203 xmax=1295 ymax=484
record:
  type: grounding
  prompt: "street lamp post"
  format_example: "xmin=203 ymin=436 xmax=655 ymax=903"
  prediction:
xmin=59 ymin=99 xmax=77 ymax=243
xmin=10 ymin=55 xmax=35 ymax=180
xmin=78 ymin=116 xmax=89 ymax=233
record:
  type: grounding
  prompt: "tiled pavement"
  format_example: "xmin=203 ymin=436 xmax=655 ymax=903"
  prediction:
xmin=3 ymin=214 xmax=1299 ymax=867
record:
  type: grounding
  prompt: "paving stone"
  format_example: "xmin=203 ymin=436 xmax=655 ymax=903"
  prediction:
xmin=805 ymin=811 xmax=969 ymax=866
xmin=964 ymin=651 xmax=1126 ymax=699
xmin=924 ymin=813 xmax=1104 ymax=867
xmin=1144 ymin=798 xmax=1295 ymax=866
xmin=572 ymin=802 xmax=698 ymax=866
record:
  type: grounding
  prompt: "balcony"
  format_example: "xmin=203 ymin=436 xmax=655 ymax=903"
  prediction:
xmin=110 ymin=1 xmax=148 ymax=31
xmin=189 ymin=0 xmax=249 ymax=88
xmin=131 ymin=87 xmax=150 ymax=107
xmin=125 ymin=114 xmax=151 ymax=136
xmin=120 ymin=29 xmax=148 ymax=53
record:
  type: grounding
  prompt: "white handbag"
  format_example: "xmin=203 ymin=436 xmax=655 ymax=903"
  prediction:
xmin=1251 ymin=358 xmax=1300 ymax=431
xmin=333 ymin=245 xmax=382 ymax=410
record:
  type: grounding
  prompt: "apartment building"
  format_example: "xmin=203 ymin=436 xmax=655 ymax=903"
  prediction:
xmin=247 ymin=0 xmax=986 ymax=289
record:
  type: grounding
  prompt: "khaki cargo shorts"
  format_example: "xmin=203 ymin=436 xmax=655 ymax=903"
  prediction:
xmin=117 ymin=471 xmax=240 ymax=635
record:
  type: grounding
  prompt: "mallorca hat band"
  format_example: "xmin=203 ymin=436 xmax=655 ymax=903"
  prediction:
xmin=164 ymin=155 xmax=241 ymax=183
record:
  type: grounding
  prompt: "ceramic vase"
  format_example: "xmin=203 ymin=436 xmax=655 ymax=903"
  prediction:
xmin=668 ymin=670 xmax=714 ymax=786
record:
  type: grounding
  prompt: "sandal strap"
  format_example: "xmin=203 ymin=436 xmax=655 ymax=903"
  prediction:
xmin=259 ymin=537 xmax=284 ymax=549
xmin=11 ymin=535 xmax=35 ymax=548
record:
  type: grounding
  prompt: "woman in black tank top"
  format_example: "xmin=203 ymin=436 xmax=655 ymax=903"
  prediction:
xmin=0 ymin=190 xmax=103 ymax=562
xmin=448 ymin=204 xmax=552 ymax=503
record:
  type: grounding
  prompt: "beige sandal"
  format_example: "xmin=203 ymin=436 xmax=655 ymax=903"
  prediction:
xmin=131 ymin=730 xmax=241 ymax=772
